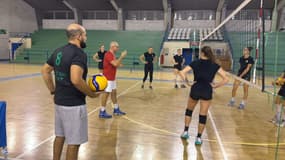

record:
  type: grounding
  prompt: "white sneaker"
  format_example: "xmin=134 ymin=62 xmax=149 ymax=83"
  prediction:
xmin=181 ymin=131 xmax=190 ymax=139
xmin=195 ymin=137 xmax=203 ymax=145
xmin=1 ymin=147 xmax=8 ymax=156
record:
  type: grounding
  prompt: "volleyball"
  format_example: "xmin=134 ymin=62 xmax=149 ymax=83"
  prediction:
xmin=88 ymin=74 xmax=108 ymax=92
xmin=275 ymin=77 xmax=285 ymax=86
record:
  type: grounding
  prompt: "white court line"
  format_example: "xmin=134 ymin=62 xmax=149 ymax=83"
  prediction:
xmin=208 ymin=110 xmax=228 ymax=160
xmin=15 ymin=137 xmax=54 ymax=158
xmin=15 ymin=81 xmax=140 ymax=159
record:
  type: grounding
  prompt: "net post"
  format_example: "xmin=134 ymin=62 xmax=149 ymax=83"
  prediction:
xmin=261 ymin=0 xmax=265 ymax=92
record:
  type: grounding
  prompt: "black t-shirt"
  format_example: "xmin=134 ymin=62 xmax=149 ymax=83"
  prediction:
xmin=97 ymin=50 xmax=107 ymax=62
xmin=189 ymin=59 xmax=220 ymax=84
xmin=47 ymin=43 xmax=88 ymax=106
xmin=238 ymin=56 xmax=254 ymax=77
xmin=173 ymin=54 xmax=184 ymax=66
xmin=144 ymin=52 xmax=155 ymax=64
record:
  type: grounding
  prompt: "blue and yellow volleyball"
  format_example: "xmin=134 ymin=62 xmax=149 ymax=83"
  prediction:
xmin=88 ymin=74 xmax=108 ymax=92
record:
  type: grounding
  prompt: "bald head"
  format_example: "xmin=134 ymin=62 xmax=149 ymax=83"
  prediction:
xmin=66 ymin=23 xmax=86 ymax=40
xmin=110 ymin=41 xmax=119 ymax=53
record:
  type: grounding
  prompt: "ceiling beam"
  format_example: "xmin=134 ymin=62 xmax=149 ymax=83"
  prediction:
xmin=217 ymin=0 xmax=226 ymax=11
xmin=162 ymin=0 xmax=168 ymax=11
xmin=216 ymin=0 xmax=226 ymax=26
xmin=278 ymin=0 xmax=285 ymax=10
xmin=62 ymin=0 xmax=82 ymax=24
xmin=110 ymin=0 xmax=119 ymax=12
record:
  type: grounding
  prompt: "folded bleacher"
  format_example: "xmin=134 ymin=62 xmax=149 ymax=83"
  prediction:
xmin=167 ymin=28 xmax=224 ymax=41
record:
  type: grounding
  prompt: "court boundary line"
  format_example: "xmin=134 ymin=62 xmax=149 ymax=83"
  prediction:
xmin=208 ymin=110 xmax=228 ymax=160
xmin=15 ymin=81 xmax=140 ymax=159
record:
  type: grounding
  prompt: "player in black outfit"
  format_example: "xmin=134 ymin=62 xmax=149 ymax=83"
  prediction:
xmin=93 ymin=44 xmax=107 ymax=73
xmin=41 ymin=24 xmax=100 ymax=160
xmin=172 ymin=48 xmax=186 ymax=88
xmin=140 ymin=47 xmax=156 ymax=89
xmin=271 ymin=70 xmax=285 ymax=126
xmin=228 ymin=47 xmax=254 ymax=109
xmin=179 ymin=46 xmax=228 ymax=145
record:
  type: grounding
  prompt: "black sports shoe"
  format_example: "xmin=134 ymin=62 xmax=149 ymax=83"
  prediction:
xmin=180 ymin=84 xmax=186 ymax=88
xmin=141 ymin=85 xmax=144 ymax=89
xmin=149 ymin=86 xmax=153 ymax=89
xmin=175 ymin=84 xmax=178 ymax=88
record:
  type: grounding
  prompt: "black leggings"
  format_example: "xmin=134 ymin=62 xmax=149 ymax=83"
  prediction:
xmin=143 ymin=64 xmax=153 ymax=83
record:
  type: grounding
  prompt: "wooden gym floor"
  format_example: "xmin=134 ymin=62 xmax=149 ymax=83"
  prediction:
xmin=0 ymin=63 xmax=284 ymax=160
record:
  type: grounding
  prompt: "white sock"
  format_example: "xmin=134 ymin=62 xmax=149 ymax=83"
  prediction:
xmin=114 ymin=104 xmax=119 ymax=109
xmin=276 ymin=104 xmax=282 ymax=122
xmin=100 ymin=107 xmax=106 ymax=112
xmin=241 ymin=100 xmax=246 ymax=105
xmin=231 ymin=97 xmax=235 ymax=102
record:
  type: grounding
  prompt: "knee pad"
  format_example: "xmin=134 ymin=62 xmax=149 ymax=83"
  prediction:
xmin=185 ymin=109 xmax=193 ymax=117
xmin=199 ymin=115 xmax=207 ymax=124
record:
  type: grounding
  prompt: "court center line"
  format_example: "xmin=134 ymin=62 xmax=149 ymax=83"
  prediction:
xmin=15 ymin=81 xmax=140 ymax=159
xmin=208 ymin=110 xmax=228 ymax=160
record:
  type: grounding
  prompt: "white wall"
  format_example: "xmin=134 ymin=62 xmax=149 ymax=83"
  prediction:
xmin=43 ymin=19 xmax=76 ymax=29
xmin=174 ymin=20 xmax=216 ymax=29
xmin=83 ymin=20 xmax=117 ymax=30
xmin=125 ymin=20 xmax=164 ymax=31
xmin=0 ymin=35 xmax=9 ymax=59
xmin=279 ymin=8 xmax=285 ymax=30
xmin=161 ymin=41 xmax=189 ymax=67
xmin=0 ymin=0 xmax=38 ymax=33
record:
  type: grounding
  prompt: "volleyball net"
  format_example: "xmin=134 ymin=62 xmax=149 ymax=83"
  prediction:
xmin=199 ymin=0 xmax=285 ymax=159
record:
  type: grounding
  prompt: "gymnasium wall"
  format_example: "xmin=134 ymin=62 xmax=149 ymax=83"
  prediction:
xmin=0 ymin=34 xmax=9 ymax=60
xmin=279 ymin=9 xmax=285 ymax=30
xmin=0 ymin=0 xmax=38 ymax=33
xmin=83 ymin=20 xmax=118 ymax=30
xmin=125 ymin=20 xmax=165 ymax=31
xmin=173 ymin=20 xmax=216 ymax=29
xmin=161 ymin=41 xmax=190 ymax=67
xmin=43 ymin=20 xmax=76 ymax=29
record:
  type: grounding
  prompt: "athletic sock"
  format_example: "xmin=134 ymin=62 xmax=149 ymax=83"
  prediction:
xmin=100 ymin=107 xmax=106 ymax=112
xmin=276 ymin=104 xmax=282 ymax=122
xmin=231 ymin=97 xmax=235 ymax=102
xmin=241 ymin=100 xmax=246 ymax=105
xmin=114 ymin=104 xmax=119 ymax=109
xmin=197 ymin=133 xmax=202 ymax=138
xmin=184 ymin=126 xmax=189 ymax=132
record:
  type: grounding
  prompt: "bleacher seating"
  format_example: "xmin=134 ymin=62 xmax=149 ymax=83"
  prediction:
xmin=167 ymin=28 xmax=224 ymax=41
xmin=168 ymin=28 xmax=191 ymax=40
xmin=13 ymin=29 xmax=164 ymax=70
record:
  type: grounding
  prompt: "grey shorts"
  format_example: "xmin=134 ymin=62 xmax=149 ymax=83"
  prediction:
xmin=55 ymin=105 xmax=88 ymax=145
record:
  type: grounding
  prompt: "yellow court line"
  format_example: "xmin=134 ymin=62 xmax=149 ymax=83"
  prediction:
xmin=122 ymin=115 xmax=285 ymax=147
